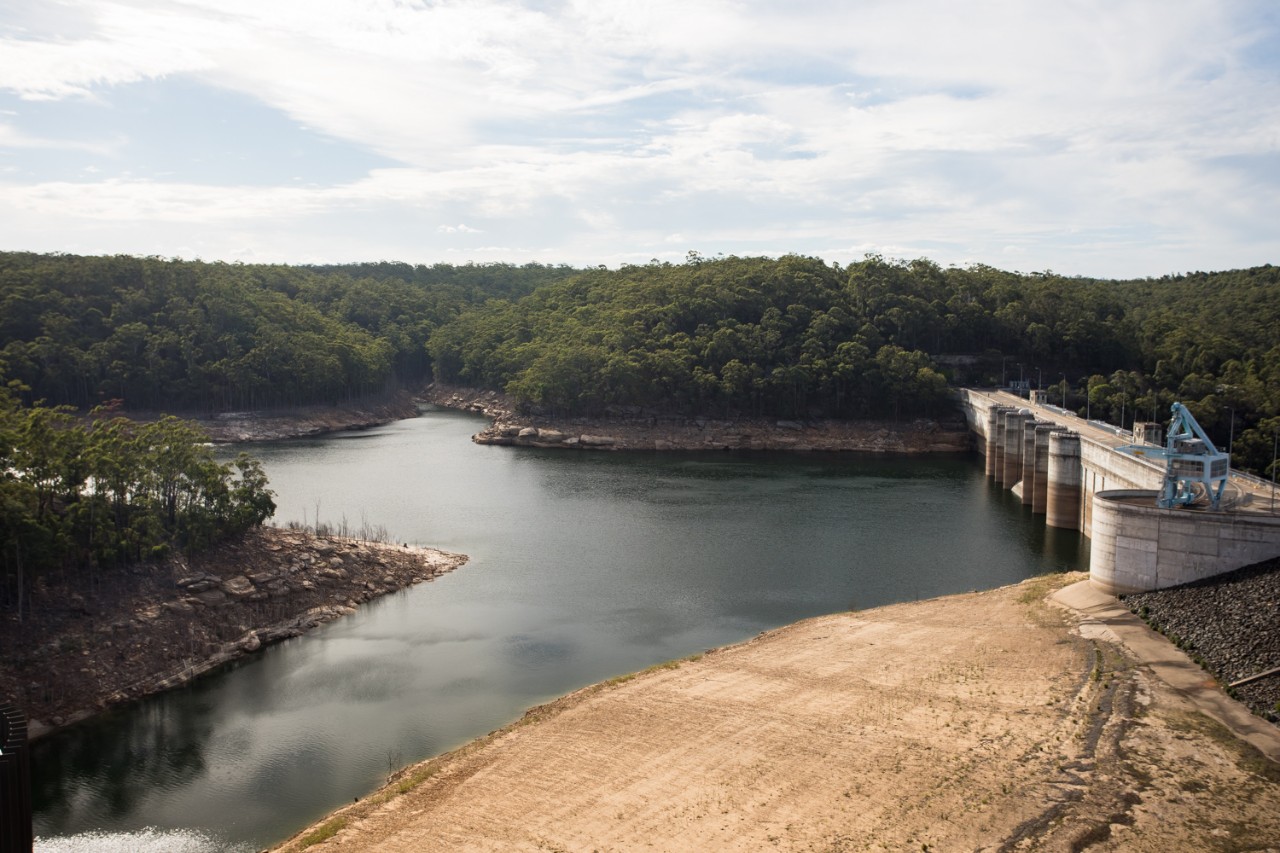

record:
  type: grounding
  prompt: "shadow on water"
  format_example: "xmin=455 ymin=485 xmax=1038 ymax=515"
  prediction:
xmin=33 ymin=679 xmax=219 ymax=829
xmin=982 ymin=479 xmax=1089 ymax=571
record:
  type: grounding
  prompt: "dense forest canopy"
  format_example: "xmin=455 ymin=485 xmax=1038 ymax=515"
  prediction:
xmin=0 ymin=253 xmax=578 ymax=411
xmin=1 ymin=251 xmax=1277 ymax=476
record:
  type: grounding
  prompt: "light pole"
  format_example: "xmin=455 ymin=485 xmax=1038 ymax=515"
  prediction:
xmin=1271 ymin=429 xmax=1277 ymax=513
xmin=1086 ymin=377 xmax=1092 ymax=422
xmin=1036 ymin=367 xmax=1041 ymax=390
xmin=1060 ymin=374 xmax=1067 ymax=408
xmin=1225 ymin=406 xmax=1235 ymax=459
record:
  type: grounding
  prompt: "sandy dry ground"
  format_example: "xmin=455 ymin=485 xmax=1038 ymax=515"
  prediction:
xmin=274 ymin=573 xmax=1280 ymax=852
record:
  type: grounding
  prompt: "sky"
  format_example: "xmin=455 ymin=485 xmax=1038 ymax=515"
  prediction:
xmin=1 ymin=0 xmax=1278 ymax=278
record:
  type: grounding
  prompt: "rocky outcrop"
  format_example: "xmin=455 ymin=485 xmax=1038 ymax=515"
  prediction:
xmin=126 ymin=392 xmax=424 ymax=443
xmin=473 ymin=417 xmax=970 ymax=453
xmin=0 ymin=527 xmax=466 ymax=736
xmin=422 ymin=383 xmax=972 ymax=454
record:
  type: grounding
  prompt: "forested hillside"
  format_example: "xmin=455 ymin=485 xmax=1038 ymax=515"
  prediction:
xmin=1 ymin=251 xmax=1277 ymax=475
xmin=0 ymin=253 xmax=577 ymax=411
xmin=427 ymin=254 xmax=1278 ymax=475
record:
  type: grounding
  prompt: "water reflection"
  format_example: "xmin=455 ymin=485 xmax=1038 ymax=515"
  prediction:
xmin=34 ymin=692 xmax=214 ymax=823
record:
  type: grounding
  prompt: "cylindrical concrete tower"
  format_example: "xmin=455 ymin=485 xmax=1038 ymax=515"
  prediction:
xmin=1031 ymin=424 xmax=1061 ymax=514
xmin=1002 ymin=411 xmax=1031 ymax=488
xmin=1046 ymin=431 xmax=1082 ymax=530
xmin=984 ymin=407 xmax=1004 ymax=479
xmin=1020 ymin=420 xmax=1043 ymax=506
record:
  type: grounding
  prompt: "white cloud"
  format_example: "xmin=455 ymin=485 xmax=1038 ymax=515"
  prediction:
xmin=0 ymin=122 xmax=122 ymax=154
xmin=0 ymin=0 xmax=1277 ymax=276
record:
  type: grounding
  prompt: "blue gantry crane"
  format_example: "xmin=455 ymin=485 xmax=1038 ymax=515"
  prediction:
xmin=1117 ymin=402 xmax=1231 ymax=510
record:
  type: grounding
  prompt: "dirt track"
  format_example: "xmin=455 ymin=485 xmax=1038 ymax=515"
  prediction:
xmin=275 ymin=573 xmax=1280 ymax=852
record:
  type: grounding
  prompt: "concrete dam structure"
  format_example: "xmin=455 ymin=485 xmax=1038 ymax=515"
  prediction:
xmin=959 ymin=389 xmax=1280 ymax=595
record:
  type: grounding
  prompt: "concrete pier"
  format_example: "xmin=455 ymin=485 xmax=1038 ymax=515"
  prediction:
xmin=1046 ymin=431 xmax=1082 ymax=530
xmin=1002 ymin=411 xmax=1031 ymax=488
xmin=988 ymin=407 xmax=1013 ymax=482
xmin=1031 ymin=424 xmax=1060 ymax=514
xmin=983 ymin=404 xmax=1003 ymax=479
xmin=1020 ymin=420 xmax=1043 ymax=506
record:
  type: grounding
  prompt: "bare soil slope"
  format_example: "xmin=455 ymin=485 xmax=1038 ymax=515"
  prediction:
xmin=274 ymin=573 xmax=1280 ymax=852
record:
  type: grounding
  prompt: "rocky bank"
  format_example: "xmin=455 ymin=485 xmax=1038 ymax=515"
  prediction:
xmin=422 ymin=383 xmax=973 ymax=453
xmin=1124 ymin=556 xmax=1280 ymax=723
xmin=0 ymin=526 xmax=466 ymax=737
xmin=131 ymin=391 xmax=422 ymax=443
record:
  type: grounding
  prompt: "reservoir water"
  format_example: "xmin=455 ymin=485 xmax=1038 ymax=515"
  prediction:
xmin=32 ymin=406 xmax=1087 ymax=852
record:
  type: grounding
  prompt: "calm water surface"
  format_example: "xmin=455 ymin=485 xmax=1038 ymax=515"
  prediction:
xmin=32 ymin=406 xmax=1086 ymax=852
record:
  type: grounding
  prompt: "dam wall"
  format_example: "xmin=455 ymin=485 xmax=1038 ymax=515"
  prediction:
xmin=958 ymin=388 xmax=1280 ymax=594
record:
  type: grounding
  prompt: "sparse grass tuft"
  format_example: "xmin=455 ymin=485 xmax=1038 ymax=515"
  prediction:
xmin=296 ymin=817 xmax=348 ymax=849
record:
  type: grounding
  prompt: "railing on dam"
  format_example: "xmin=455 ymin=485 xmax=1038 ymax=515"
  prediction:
xmin=0 ymin=704 xmax=33 ymax=853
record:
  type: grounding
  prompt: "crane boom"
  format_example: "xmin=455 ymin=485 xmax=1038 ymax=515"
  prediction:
xmin=1116 ymin=402 xmax=1230 ymax=510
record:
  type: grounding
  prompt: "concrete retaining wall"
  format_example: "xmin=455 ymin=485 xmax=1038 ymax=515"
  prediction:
xmin=1079 ymin=437 xmax=1163 ymax=537
xmin=1090 ymin=490 xmax=1280 ymax=595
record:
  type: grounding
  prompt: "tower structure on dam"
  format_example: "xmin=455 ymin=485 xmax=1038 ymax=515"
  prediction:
xmin=959 ymin=388 xmax=1280 ymax=595
xmin=1031 ymin=423 xmax=1062 ymax=514
xmin=1046 ymin=432 xmax=1082 ymax=531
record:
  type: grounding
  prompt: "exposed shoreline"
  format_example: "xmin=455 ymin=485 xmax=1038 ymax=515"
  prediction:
xmin=120 ymin=391 xmax=424 ymax=444
xmin=271 ymin=573 xmax=1280 ymax=852
xmin=135 ymin=382 xmax=974 ymax=453
xmin=0 ymin=526 xmax=466 ymax=739
xmin=421 ymin=383 xmax=973 ymax=453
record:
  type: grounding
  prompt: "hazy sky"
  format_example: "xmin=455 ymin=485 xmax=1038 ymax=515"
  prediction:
xmin=2 ymin=0 xmax=1277 ymax=277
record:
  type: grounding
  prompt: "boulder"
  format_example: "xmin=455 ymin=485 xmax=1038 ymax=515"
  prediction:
xmin=222 ymin=576 xmax=256 ymax=597
xmin=195 ymin=590 xmax=229 ymax=607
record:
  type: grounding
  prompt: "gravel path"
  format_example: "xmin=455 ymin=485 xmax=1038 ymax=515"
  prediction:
xmin=1124 ymin=556 xmax=1280 ymax=723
